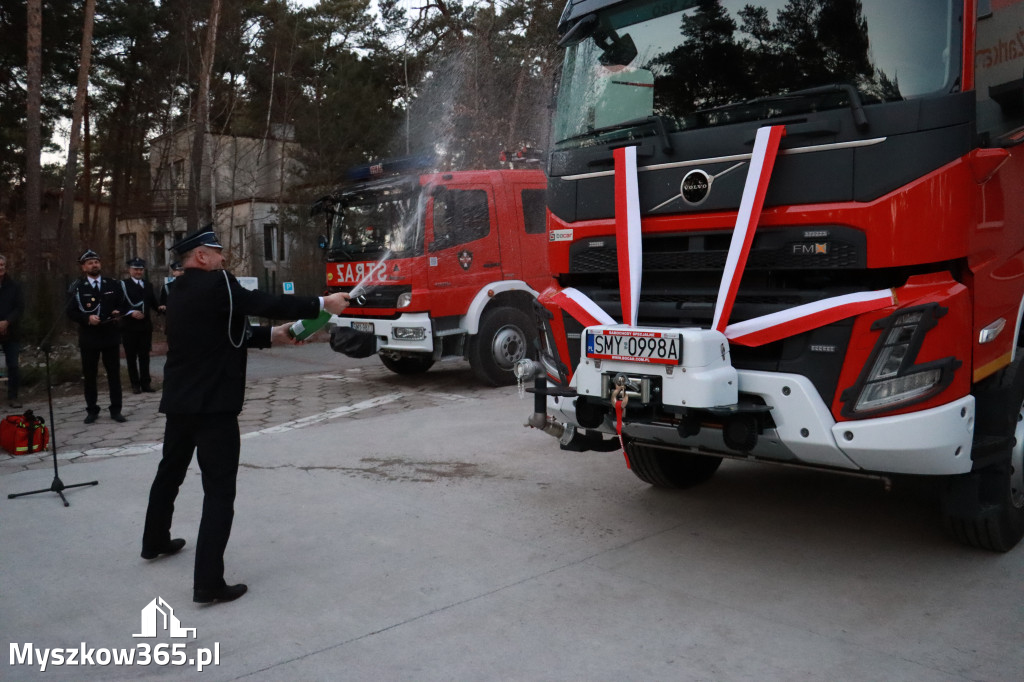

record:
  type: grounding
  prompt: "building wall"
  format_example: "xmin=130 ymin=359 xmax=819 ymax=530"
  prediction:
xmin=117 ymin=126 xmax=306 ymax=288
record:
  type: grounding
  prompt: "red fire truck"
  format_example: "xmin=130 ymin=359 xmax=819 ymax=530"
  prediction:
xmin=315 ymin=157 xmax=549 ymax=385
xmin=525 ymin=0 xmax=1024 ymax=550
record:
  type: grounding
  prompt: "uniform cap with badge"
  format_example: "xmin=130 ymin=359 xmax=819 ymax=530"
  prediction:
xmin=79 ymin=249 xmax=101 ymax=263
xmin=127 ymin=257 xmax=146 ymax=268
xmin=169 ymin=225 xmax=223 ymax=256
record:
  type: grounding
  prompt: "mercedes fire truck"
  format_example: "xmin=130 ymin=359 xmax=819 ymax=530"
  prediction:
xmin=525 ymin=0 xmax=1024 ymax=550
xmin=315 ymin=158 xmax=549 ymax=385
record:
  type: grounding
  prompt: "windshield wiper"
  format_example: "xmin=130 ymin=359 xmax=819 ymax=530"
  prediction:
xmin=559 ymin=115 xmax=675 ymax=153
xmin=696 ymin=84 xmax=869 ymax=132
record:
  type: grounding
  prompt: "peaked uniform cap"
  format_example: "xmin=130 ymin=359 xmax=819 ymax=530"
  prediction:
xmin=127 ymin=257 xmax=146 ymax=268
xmin=79 ymin=249 xmax=101 ymax=263
xmin=169 ymin=224 xmax=223 ymax=256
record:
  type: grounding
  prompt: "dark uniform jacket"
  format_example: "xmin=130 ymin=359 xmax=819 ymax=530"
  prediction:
xmin=120 ymin=277 xmax=160 ymax=336
xmin=158 ymin=279 xmax=174 ymax=310
xmin=159 ymin=268 xmax=320 ymax=416
xmin=66 ymin=276 xmax=127 ymax=349
xmin=0 ymin=275 xmax=24 ymax=342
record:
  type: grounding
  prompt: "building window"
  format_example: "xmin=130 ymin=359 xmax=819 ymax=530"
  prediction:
xmin=120 ymin=234 xmax=137 ymax=264
xmin=234 ymin=224 xmax=246 ymax=253
xmin=151 ymin=232 xmax=166 ymax=267
xmin=264 ymin=222 xmax=280 ymax=261
xmin=172 ymin=159 xmax=185 ymax=189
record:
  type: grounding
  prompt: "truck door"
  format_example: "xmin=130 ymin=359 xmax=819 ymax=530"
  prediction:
xmin=426 ymin=184 xmax=501 ymax=318
xmin=498 ymin=183 xmax=548 ymax=287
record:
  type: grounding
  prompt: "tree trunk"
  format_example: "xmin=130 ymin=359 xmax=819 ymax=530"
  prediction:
xmin=83 ymin=95 xmax=92 ymax=244
xmin=187 ymin=0 xmax=222 ymax=232
xmin=24 ymin=0 xmax=45 ymax=340
xmin=58 ymin=0 xmax=97 ymax=266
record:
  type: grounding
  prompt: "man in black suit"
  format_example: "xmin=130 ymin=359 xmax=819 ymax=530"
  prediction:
xmin=121 ymin=257 xmax=160 ymax=393
xmin=141 ymin=225 xmax=350 ymax=604
xmin=157 ymin=261 xmax=184 ymax=313
xmin=0 ymin=254 xmax=25 ymax=408
xmin=66 ymin=249 xmax=128 ymax=424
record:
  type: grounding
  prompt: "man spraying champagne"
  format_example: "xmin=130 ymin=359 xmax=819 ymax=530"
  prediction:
xmin=140 ymin=225 xmax=351 ymax=604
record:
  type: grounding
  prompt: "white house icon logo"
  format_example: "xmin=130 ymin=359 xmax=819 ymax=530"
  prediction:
xmin=133 ymin=597 xmax=197 ymax=639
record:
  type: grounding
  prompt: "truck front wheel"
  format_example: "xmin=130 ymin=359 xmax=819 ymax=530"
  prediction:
xmin=468 ymin=306 xmax=537 ymax=386
xmin=627 ymin=442 xmax=722 ymax=489
xmin=380 ymin=354 xmax=435 ymax=375
xmin=942 ymin=360 xmax=1024 ymax=552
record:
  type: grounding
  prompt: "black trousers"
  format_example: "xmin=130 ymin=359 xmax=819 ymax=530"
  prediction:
xmin=142 ymin=413 xmax=240 ymax=590
xmin=2 ymin=340 xmax=20 ymax=400
xmin=81 ymin=345 xmax=122 ymax=415
xmin=122 ymin=329 xmax=152 ymax=389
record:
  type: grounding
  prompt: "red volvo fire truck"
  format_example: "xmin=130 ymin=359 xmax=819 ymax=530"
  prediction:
xmin=315 ymin=158 xmax=549 ymax=385
xmin=525 ymin=0 xmax=1024 ymax=550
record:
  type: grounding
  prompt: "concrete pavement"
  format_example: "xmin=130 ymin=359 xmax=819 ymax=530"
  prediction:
xmin=2 ymin=343 xmax=1022 ymax=681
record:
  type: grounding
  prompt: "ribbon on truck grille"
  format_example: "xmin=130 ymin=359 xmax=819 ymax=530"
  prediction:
xmin=711 ymin=125 xmax=787 ymax=333
xmin=614 ymin=145 xmax=643 ymax=328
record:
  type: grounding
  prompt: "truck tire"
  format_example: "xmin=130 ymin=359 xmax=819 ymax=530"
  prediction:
xmin=380 ymin=354 xmax=435 ymax=375
xmin=942 ymin=359 xmax=1024 ymax=552
xmin=627 ymin=441 xmax=722 ymax=489
xmin=468 ymin=306 xmax=537 ymax=386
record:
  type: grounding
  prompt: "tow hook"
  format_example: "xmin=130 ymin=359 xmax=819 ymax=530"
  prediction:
xmin=515 ymin=359 xmax=574 ymax=445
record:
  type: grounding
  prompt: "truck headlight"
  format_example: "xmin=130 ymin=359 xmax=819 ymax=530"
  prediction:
xmin=841 ymin=304 xmax=960 ymax=417
xmin=393 ymin=326 xmax=425 ymax=340
xmin=397 ymin=292 xmax=413 ymax=308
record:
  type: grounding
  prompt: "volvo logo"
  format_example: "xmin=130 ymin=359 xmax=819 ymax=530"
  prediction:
xmin=650 ymin=161 xmax=745 ymax=211
xmin=681 ymin=170 xmax=712 ymax=204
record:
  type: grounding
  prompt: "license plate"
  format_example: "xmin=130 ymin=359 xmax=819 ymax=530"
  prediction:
xmin=586 ymin=328 xmax=681 ymax=365
xmin=352 ymin=321 xmax=374 ymax=333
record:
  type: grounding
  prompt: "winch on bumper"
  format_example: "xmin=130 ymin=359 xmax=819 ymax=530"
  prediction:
xmin=544 ymin=325 xmax=975 ymax=477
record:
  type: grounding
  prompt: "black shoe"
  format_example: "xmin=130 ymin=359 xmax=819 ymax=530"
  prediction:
xmin=132 ymin=386 xmax=142 ymax=394
xmin=141 ymin=386 xmax=156 ymax=393
xmin=194 ymin=583 xmax=247 ymax=604
xmin=141 ymin=538 xmax=186 ymax=560
xmin=84 ymin=413 xmax=98 ymax=424
xmin=111 ymin=413 xmax=127 ymax=423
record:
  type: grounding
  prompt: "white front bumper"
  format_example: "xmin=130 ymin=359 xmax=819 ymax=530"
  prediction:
xmin=553 ymin=364 xmax=975 ymax=476
xmin=331 ymin=312 xmax=435 ymax=353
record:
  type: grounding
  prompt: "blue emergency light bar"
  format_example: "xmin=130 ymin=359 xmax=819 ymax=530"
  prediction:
xmin=345 ymin=155 xmax=437 ymax=182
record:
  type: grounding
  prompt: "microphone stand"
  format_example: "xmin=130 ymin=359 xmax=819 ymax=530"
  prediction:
xmin=8 ymin=312 xmax=99 ymax=506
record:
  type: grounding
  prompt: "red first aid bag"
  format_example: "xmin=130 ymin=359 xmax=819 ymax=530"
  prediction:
xmin=0 ymin=412 xmax=50 ymax=455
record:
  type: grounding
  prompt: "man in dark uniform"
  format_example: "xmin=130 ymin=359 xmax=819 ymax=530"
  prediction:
xmin=66 ymin=250 xmax=128 ymax=424
xmin=158 ymin=261 xmax=184 ymax=313
xmin=141 ymin=225 xmax=351 ymax=604
xmin=0 ymin=254 xmax=25 ymax=408
xmin=121 ymin=257 xmax=160 ymax=393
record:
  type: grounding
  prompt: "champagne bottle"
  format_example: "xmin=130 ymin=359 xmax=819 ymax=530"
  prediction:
xmin=287 ymin=309 xmax=333 ymax=341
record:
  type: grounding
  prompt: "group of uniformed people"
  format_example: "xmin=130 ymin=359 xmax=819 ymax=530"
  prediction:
xmin=65 ymin=250 xmax=184 ymax=424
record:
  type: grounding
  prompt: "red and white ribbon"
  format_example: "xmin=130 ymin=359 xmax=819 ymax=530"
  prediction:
xmin=614 ymin=397 xmax=631 ymax=469
xmin=711 ymin=125 xmax=786 ymax=333
xmin=543 ymin=287 xmax=616 ymax=328
xmin=614 ymin=146 xmax=643 ymax=327
xmin=725 ymin=289 xmax=895 ymax=347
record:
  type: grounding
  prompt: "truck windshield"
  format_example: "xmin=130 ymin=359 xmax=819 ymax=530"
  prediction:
xmin=553 ymin=0 xmax=957 ymax=148
xmin=328 ymin=185 xmax=425 ymax=259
